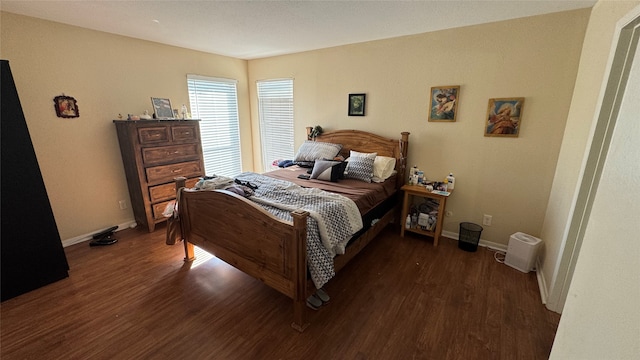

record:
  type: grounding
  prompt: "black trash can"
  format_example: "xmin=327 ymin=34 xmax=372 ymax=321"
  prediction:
xmin=458 ymin=222 xmax=483 ymax=252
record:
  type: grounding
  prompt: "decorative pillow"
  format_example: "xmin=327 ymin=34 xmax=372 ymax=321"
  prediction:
xmin=373 ymin=156 xmax=396 ymax=181
xmin=310 ymin=160 xmax=344 ymax=182
xmin=293 ymin=141 xmax=342 ymax=164
xmin=345 ymin=151 xmax=376 ymax=183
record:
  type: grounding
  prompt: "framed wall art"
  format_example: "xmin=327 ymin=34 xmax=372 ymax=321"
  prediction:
xmin=151 ymin=97 xmax=174 ymax=119
xmin=348 ymin=93 xmax=366 ymax=116
xmin=53 ymin=95 xmax=79 ymax=118
xmin=428 ymin=86 xmax=459 ymax=122
xmin=484 ymin=97 xmax=525 ymax=137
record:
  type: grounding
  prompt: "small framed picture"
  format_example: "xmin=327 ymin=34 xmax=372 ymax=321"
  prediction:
xmin=485 ymin=97 xmax=525 ymax=137
xmin=53 ymin=95 xmax=79 ymax=118
xmin=428 ymin=86 xmax=459 ymax=122
xmin=348 ymin=93 xmax=366 ymax=116
xmin=151 ymin=97 xmax=174 ymax=119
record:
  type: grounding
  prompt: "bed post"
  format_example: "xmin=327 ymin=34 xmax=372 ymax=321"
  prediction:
xmin=183 ymin=231 xmax=195 ymax=262
xmin=397 ymin=132 xmax=410 ymax=190
xmin=291 ymin=209 xmax=310 ymax=332
xmin=173 ymin=177 xmax=195 ymax=261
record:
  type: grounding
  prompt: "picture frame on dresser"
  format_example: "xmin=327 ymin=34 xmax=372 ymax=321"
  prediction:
xmin=151 ymin=97 xmax=174 ymax=119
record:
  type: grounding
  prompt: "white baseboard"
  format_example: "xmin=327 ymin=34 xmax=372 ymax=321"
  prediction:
xmin=441 ymin=230 xmax=508 ymax=252
xmin=62 ymin=220 xmax=137 ymax=247
xmin=441 ymin=230 xmax=459 ymax=241
xmin=443 ymin=229 xmax=546 ymax=304
xmin=535 ymin=258 xmax=549 ymax=304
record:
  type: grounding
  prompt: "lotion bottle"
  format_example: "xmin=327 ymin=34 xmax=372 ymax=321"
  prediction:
xmin=446 ymin=173 xmax=455 ymax=190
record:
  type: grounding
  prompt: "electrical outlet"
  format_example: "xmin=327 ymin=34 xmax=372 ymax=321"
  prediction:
xmin=483 ymin=214 xmax=492 ymax=226
xmin=119 ymin=200 xmax=127 ymax=210
xmin=445 ymin=210 xmax=453 ymax=217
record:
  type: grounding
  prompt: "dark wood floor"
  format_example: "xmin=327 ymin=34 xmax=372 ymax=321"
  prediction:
xmin=1 ymin=224 xmax=560 ymax=359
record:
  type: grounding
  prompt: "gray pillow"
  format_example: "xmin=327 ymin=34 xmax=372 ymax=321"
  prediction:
xmin=310 ymin=160 xmax=344 ymax=182
xmin=294 ymin=141 xmax=342 ymax=164
xmin=345 ymin=155 xmax=375 ymax=183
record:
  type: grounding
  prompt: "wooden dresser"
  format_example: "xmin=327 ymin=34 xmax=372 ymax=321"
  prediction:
xmin=114 ymin=120 xmax=204 ymax=232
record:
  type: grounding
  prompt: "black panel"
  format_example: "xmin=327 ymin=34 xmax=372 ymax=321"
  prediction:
xmin=1 ymin=59 xmax=69 ymax=301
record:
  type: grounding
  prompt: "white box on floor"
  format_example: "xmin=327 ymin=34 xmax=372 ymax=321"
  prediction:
xmin=505 ymin=232 xmax=542 ymax=273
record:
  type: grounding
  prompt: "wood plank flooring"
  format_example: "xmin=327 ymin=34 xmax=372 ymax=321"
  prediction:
xmin=1 ymin=225 xmax=560 ymax=359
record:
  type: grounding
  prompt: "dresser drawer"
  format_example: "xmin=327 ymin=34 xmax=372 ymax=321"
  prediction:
xmin=142 ymin=144 xmax=200 ymax=165
xmin=172 ymin=125 xmax=198 ymax=142
xmin=152 ymin=200 xmax=173 ymax=221
xmin=146 ymin=161 xmax=203 ymax=185
xmin=149 ymin=177 xmax=199 ymax=203
xmin=138 ymin=126 xmax=170 ymax=144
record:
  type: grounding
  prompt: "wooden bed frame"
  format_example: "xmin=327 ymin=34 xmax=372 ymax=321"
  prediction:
xmin=171 ymin=128 xmax=409 ymax=331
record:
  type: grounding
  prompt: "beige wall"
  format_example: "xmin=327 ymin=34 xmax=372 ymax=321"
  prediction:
xmin=544 ymin=1 xmax=640 ymax=360
xmin=550 ymin=2 xmax=640 ymax=357
xmin=540 ymin=0 xmax=640 ymax=311
xmin=0 ymin=12 xmax=253 ymax=241
xmin=248 ymin=10 xmax=590 ymax=246
xmin=0 ymin=9 xmax=592 ymax=249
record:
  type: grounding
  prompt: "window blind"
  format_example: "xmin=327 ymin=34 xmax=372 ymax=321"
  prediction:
xmin=257 ymin=79 xmax=294 ymax=172
xmin=187 ymin=75 xmax=242 ymax=177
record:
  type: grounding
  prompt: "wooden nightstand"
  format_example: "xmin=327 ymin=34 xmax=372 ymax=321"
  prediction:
xmin=400 ymin=184 xmax=451 ymax=246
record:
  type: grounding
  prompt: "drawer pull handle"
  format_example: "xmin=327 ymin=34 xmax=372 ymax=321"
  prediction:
xmin=169 ymin=151 xmax=180 ymax=155
xmin=172 ymin=169 xmax=182 ymax=173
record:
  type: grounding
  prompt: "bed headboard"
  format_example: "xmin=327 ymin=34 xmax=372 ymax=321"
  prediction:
xmin=306 ymin=127 xmax=410 ymax=189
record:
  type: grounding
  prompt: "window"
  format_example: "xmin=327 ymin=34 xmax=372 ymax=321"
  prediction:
xmin=257 ymin=79 xmax=294 ymax=172
xmin=187 ymin=75 xmax=241 ymax=177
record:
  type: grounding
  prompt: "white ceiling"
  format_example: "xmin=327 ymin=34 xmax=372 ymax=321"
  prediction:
xmin=1 ymin=1 xmax=596 ymax=60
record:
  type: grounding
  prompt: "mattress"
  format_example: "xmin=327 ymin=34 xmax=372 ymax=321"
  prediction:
xmin=264 ymin=166 xmax=397 ymax=215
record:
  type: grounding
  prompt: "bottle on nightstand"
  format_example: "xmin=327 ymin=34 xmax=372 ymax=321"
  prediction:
xmin=446 ymin=173 xmax=455 ymax=190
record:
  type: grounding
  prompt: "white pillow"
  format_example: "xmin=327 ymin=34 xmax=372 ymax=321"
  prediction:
xmin=373 ymin=156 xmax=396 ymax=181
xmin=372 ymin=170 xmax=397 ymax=183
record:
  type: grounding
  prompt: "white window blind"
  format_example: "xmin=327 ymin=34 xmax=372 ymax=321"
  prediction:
xmin=257 ymin=79 xmax=294 ymax=172
xmin=187 ymin=75 xmax=242 ymax=177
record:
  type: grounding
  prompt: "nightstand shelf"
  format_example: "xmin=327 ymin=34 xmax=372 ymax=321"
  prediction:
xmin=400 ymin=184 xmax=451 ymax=246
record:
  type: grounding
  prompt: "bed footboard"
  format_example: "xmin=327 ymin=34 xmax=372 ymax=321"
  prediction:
xmin=176 ymin=180 xmax=310 ymax=331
